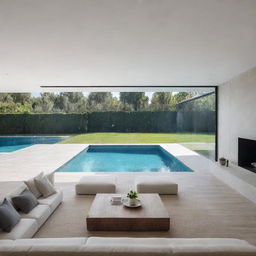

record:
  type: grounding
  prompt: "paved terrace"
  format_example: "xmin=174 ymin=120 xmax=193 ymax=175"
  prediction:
xmin=0 ymin=144 xmax=256 ymax=245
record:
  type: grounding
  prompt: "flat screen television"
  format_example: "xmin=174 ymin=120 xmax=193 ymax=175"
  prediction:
xmin=238 ymin=137 xmax=256 ymax=173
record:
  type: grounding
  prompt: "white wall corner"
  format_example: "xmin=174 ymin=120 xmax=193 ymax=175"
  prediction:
xmin=218 ymin=66 xmax=256 ymax=164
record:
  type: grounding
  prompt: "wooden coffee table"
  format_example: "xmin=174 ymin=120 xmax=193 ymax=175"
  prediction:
xmin=86 ymin=193 xmax=170 ymax=231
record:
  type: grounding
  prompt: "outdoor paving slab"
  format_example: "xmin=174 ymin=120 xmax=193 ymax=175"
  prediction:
xmin=0 ymin=144 xmax=87 ymax=181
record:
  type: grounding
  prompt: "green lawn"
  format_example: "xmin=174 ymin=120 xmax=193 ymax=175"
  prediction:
xmin=60 ymin=132 xmax=215 ymax=144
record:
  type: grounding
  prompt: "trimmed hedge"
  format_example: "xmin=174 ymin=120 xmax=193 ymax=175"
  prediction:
xmin=88 ymin=111 xmax=177 ymax=133
xmin=177 ymin=111 xmax=216 ymax=133
xmin=0 ymin=111 xmax=215 ymax=134
xmin=0 ymin=114 xmax=88 ymax=134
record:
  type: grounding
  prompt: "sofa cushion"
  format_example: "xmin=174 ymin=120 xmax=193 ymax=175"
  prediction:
xmin=12 ymin=189 xmax=39 ymax=214
xmin=76 ymin=176 xmax=116 ymax=195
xmin=38 ymin=190 xmax=63 ymax=212
xmin=0 ymin=240 xmax=14 ymax=245
xmin=0 ymin=199 xmax=21 ymax=232
xmin=0 ymin=218 xmax=38 ymax=240
xmin=34 ymin=175 xmax=56 ymax=198
xmin=45 ymin=172 xmax=55 ymax=186
xmin=168 ymin=238 xmax=251 ymax=246
xmin=135 ymin=176 xmax=178 ymax=195
xmin=0 ymin=239 xmax=15 ymax=247
xmin=15 ymin=237 xmax=87 ymax=246
xmin=20 ymin=204 xmax=51 ymax=228
xmin=24 ymin=172 xmax=43 ymax=198
xmin=0 ymin=240 xmax=16 ymax=256
xmin=26 ymin=238 xmax=87 ymax=256
xmin=83 ymin=237 xmax=173 ymax=256
xmin=169 ymin=238 xmax=256 ymax=255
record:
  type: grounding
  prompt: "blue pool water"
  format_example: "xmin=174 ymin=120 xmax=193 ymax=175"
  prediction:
xmin=0 ymin=136 xmax=66 ymax=153
xmin=57 ymin=145 xmax=193 ymax=172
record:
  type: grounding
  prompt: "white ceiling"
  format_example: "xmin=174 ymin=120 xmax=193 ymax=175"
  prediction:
xmin=0 ymin=0 xmax=256 ymax=92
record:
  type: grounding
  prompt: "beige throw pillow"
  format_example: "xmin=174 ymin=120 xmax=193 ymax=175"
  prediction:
xmin=24 ymin=172 xmax=43 ymax=198
xmin=34 ymin=175 xmax=56 ymax=198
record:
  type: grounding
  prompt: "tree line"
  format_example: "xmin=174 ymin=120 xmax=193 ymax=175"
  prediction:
xmin=0 ymin=92 xmax=215 ymax=114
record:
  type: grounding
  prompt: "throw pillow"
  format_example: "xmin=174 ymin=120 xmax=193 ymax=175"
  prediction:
xmin=24 ymin=172 xmax=43 ymax=198
xmin=0 ymin=199 xmax=21 ymax=232
xmin=34 ymin=175 xmax=56 ymax=198
xmin=12 ymin=189 xmax=39 ymax=214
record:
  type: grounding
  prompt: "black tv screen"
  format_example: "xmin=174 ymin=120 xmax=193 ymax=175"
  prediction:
xmin=238 ymin=137 xmax=256 ymax=168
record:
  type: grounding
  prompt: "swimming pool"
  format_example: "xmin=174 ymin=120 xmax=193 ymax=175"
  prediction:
xmin=57 ymin=145 xmax=193 ymax=172
xmin=0 ymin=136 xmax=66 ymax=152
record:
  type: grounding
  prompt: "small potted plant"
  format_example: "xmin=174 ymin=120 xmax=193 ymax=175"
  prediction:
xmin=219 ymin=157 xmax=226 ymax=166
xmin=127 ymin=190 xmax=138 ymax=206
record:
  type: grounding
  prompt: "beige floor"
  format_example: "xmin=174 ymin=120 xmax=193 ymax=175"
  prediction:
xmin=1 ymin=144 xmax=256 ymax=245
xmin=34 ymin=172 xmax=256 ymax=246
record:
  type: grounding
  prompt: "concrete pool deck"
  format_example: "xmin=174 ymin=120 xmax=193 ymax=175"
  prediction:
xmin=0 ymin=143 xmax=256 ymax=203
xmin=0 ymin=143 xmax=256 ymax=245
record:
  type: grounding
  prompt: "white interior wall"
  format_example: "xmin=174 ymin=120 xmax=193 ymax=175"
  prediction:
xmin=218 ymin=66 xmax=256 ymax=164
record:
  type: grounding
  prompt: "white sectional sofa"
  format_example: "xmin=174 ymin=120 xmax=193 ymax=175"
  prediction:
xmin=1 ymin=174 xmax=256 ymax=255
xmin=0 ymin=172 xmax=63 ymax=240
xmin=0 ymin=237 xmax=256 ymax=256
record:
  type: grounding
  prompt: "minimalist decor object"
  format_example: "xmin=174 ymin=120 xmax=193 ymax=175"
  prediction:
xmin=219 ymin=157 xmax=226 ymax=166
xmin=110 ymin=195 xmax=122 ymax=205
xmin=122 ymin=198 xmax=142 ymax=208
xmin=251 ymin=162 xmax=256 ymax=168
xmin=126 ymin=190 xmax=138 ymax=206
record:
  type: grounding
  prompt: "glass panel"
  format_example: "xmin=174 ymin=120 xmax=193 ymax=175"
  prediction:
xmin=176 ymin=90 xmax=216 ymax=161
xmin=0 ymin=89 xmax=217 ymax=161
